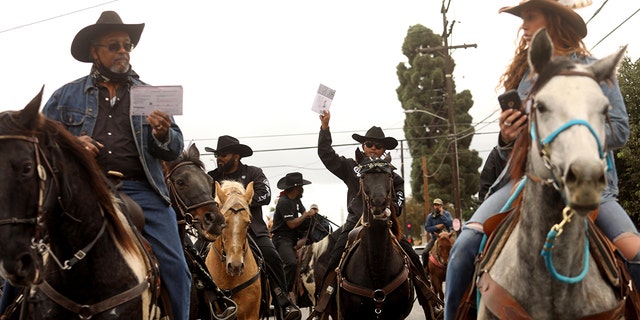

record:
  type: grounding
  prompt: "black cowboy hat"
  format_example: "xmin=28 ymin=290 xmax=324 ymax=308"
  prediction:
xmin=352 ymin=126 xmax=398 ymax=150
xmin=204 ymin=135 xmax=253 ymax=158
xmin=499 ymin=0 xmax=588 ymax=39
xmin=71 ymin=11 xmax=145 ymax=63
xmin=277 ymin=172 xmax=311 ymax=190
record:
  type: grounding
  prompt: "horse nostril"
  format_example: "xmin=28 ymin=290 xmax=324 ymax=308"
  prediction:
xmin=16 ymin=252 xmax=35 ymax=278
xmin=204 ymin=212 xmax=214 ymax=224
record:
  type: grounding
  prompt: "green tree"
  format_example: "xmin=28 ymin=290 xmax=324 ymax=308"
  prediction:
xmin=396 ymin=24 xmax=482 ymax=221
xmin=615 ymin=56 xmax=640 ymax=227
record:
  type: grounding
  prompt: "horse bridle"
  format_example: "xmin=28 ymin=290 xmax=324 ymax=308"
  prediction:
xmin=523 ymin=70 xmax=609 ymax=283
xmin=528 ymin=70 xmax=610 ymax=196
xmin=213 ymin=202 xmax=251 ymax=262
xmin=0 ymin=134 xmax=107 ymax=272
xmin=165 ymin=161 xmax=219 ymax=225
xmin=0 ymin=135 xmax=48 ymax=234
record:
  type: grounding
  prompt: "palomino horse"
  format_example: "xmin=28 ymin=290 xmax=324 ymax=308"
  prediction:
xmin=426 ymin=231 xmax=454 ymax=301
xmin=337 ymin=155 xmax=414 ymax=319
xmin=0 ymin=89 xmax=160 ymax=319
xmin=163 ymin=143 xmax=237 ymax=320
xmin=206 ymin=181 xmax=263 ymax=320
xmin=475 ymin=29 xmax=638 ymax=319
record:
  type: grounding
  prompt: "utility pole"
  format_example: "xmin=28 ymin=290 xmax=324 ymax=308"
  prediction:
xmin=415 ymin=0 xmax=476 ymax=221
xmin=400 ymin=139 xmax=407 ymax=235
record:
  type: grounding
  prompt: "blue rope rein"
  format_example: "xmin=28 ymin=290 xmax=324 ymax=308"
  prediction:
xmin=541 ymin=209 xmax=589 ymax=283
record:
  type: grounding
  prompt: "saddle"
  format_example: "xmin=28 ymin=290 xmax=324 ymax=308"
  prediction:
xmin=455 ymin=205 xmax=640 ymax=320
xmin=105 ymin=170 xmax=145 ymax=232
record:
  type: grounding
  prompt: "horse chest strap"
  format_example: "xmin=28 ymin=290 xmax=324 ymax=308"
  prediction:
xmin=477 ymin=272 xmax=532 ymax=320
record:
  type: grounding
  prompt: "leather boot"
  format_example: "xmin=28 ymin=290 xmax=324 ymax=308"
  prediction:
xmin=274 ymin=287 xmax=301 ymax=320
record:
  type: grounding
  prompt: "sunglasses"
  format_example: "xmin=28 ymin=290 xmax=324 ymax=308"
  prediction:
xmin=95 ymin=42 xmax=135 ymax=53
xmin=364 ymin=141 xmax=384 ymax=149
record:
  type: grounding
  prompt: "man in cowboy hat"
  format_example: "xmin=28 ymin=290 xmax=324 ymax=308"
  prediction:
xmin=271 ymin=172 xmax=317 ymax=295
xmin=38 ymin=10 xmax=191 ymax=320
xmin=206 ymin=136 xmax=302 ymax=320
xmin=312 ymin=110 xmax=435 ymax=317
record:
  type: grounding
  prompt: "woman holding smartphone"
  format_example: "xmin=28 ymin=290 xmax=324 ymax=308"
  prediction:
xmin=443 ymin=1 xmax=640 ymax=319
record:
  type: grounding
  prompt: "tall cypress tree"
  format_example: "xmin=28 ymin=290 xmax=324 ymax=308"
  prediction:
xmin=396 ymin=24 xmax=482 ymax=223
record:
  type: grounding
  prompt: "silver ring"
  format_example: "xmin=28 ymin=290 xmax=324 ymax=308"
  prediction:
xmin=504 ymin=121 xmax=512 ymax=127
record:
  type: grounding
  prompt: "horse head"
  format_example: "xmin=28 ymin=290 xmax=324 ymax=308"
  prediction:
xmin=164 ymin=143 xmax=225 ymax=239
xmin=357 ymin=154 xmax=395 ymax=219
xmin=0 ymin=88 xmax=47 ymax=286
xmin=215 ymin=180 xmax=254 ymax=276
xmin=434 ymin=231 xmax=454 ymax=266
xmin=525 ymin=28 xmax=626 ymax=215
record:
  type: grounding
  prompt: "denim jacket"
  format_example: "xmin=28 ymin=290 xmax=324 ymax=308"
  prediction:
xmin=492 ymin=53 xmax=629 ymax=199
xmin=42 ymin=74 xmax=184 ymax=203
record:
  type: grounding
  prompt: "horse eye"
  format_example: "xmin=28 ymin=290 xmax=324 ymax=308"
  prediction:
xmin=536 ymin=102 xmax=548 ymax=113
xmin=176 ymin=179 xmax=185 ymax=187
xmin=22 ymin=162 xmax=34 ymax=176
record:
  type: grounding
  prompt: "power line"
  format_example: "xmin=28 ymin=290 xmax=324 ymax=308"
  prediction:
xmin=590 ymin=7 xmax=640 ymax=52
xmin=585 ymin=0 xmax=608 ymax=24
xmin=0 ymin=0 xmax=119 ymax=34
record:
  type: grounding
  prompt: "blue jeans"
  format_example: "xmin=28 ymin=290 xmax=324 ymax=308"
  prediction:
xmin=122 ymin=181 xmax=191 ymax=320
xmin=444 ymin=180 xmax=640 ymax=320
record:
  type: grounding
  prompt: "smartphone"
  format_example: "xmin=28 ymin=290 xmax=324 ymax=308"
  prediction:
xmin=498 ymin=89 xmax=522 ymax=111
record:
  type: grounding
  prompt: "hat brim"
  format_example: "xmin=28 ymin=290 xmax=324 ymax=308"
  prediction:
xmin=204 ymin=144 xmax=253 ymax=158
xmin=352 ymin=134 xmax=398 ymax=150
xmin=71 ymin=23 xmax=145 ymax=62
xmin=277 ymin=178 xmax=312 ymax=190
xmin=499 ymin=0 xmax=586 ymax=39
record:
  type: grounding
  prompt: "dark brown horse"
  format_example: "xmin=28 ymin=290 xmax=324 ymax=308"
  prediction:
xmin=163 ymin=143 xmax=236 ymax=320
xmin=0 ymin=88 xmax=160 ymax=319
xmin=426 ymin=231 xmax=454 ymax=301
xmin=337 ymin=155 xmax=414 ymax=319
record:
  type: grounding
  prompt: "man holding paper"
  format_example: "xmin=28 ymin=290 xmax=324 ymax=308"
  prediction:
xmin=41 ymin=11 xmax=190 ymax=320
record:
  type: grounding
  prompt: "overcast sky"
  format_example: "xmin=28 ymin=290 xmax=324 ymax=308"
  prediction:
xmin=1 ymin=0 xmax=637 ymax=225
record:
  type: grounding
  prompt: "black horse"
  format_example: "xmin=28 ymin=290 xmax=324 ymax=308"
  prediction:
xmin=337 ymin=155 xmax=414 ymax=319
xmin=163 ymin=143 xmax=237 ymax=320
xmin=0 ymin=89 xmax=161 ymax=319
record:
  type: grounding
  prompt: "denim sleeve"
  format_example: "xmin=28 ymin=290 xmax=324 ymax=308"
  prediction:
xmin=602 ymin=79 xmax=629 ymax=151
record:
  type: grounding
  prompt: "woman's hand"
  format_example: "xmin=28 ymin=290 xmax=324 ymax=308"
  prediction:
xmin=499 ymin=109 xmax=527 ymax=144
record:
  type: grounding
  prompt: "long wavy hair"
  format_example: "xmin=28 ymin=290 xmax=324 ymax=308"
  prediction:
xmin=498 ymin=7 xmax=591 ymax=91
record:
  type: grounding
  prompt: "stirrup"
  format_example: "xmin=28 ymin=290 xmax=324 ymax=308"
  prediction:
xmin=213 ymin=296 xmax=237 ymax=320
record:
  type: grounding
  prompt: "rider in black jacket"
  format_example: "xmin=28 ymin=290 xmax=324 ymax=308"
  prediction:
xmin=206 ymin=135 xmax=301 ymax=320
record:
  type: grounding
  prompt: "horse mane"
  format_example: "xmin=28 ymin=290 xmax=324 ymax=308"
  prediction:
xmin=163 ymin=144 xmax=206 ymax=173
xmin=218 ymin=180 xmax=246 ymax=195
xmin=22 ymin=116 xmax=137 ymax=253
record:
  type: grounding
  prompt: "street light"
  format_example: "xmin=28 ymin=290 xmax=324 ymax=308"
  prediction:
xmin=403 ymin=108 xmax=462 ymax=221
xmin=403 ymin=109 xmax=449 ymax=122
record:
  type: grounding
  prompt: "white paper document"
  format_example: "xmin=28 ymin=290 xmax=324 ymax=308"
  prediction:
xmin=311 ymin=84 xmax=336 ymax=114
xmin=130 ymin=85 xmax=183 ymax=116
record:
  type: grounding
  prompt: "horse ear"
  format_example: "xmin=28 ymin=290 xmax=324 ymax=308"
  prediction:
xmin=16 ymin=85 xmax=45 ymax=130
xmin=187 ymin=143 xmax=200 ymax=159
xmin=215 ymin=181 xmax=226 ymax=203
xmin=355 ymin=148 xmax=364 ymax=164
xmin=588 ymin=45 xmax=627 ymax=85
xmin=528 ymin=28 xmax=553 ymax=74
xmin=383 ymin=152 xmax=392 ymax=163
xmin=244 ymin=181 xmax=254 ymax=205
